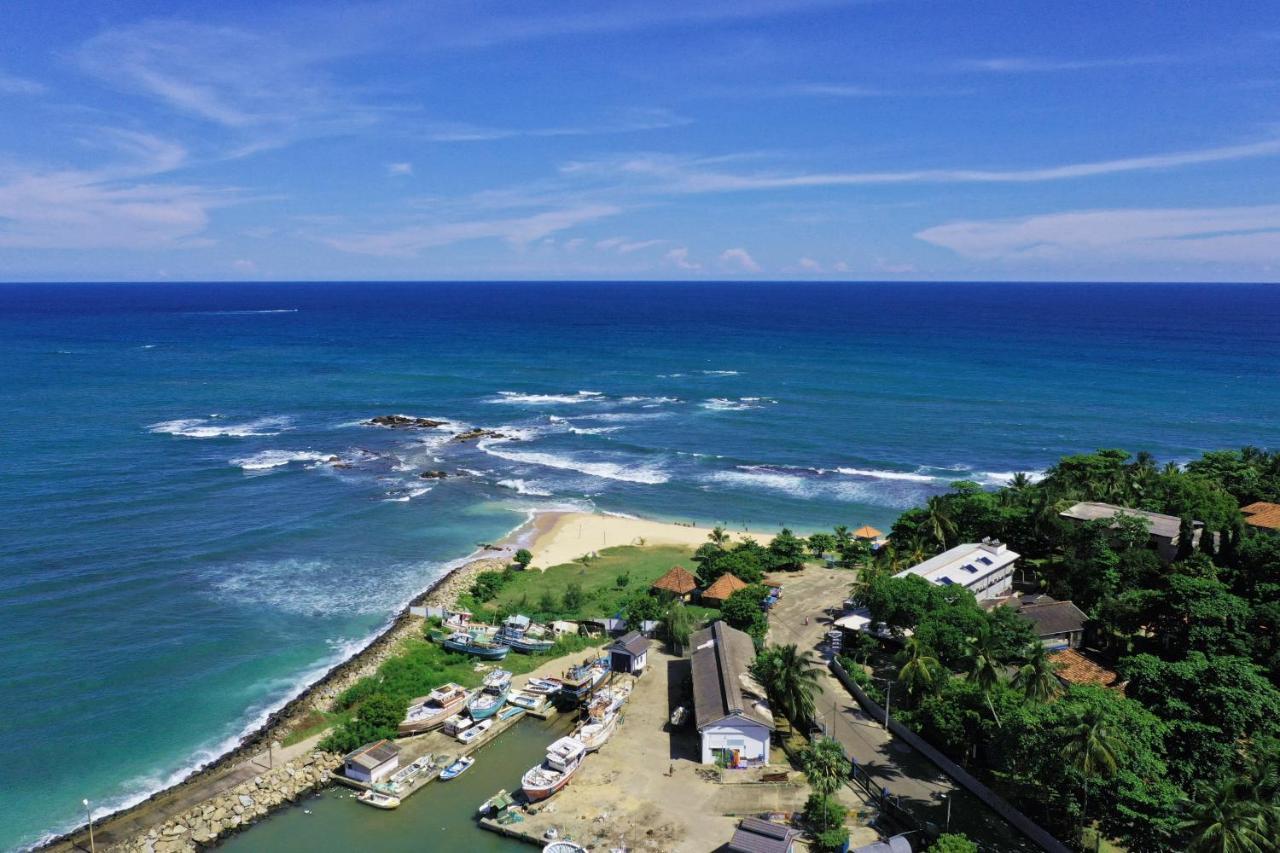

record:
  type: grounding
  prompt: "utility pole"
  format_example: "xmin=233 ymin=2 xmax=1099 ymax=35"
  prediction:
xmin=83 ymin=799 xmax=95 ymax=853
xmin=883 ymin=681 xmax=892 ymax=729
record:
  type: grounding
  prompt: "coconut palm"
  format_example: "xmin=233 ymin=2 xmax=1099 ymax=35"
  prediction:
xmin=924 ymin=496 xmax=958 ymax=549
xmin=752 ymin=644 xmax=822 ymax=731
xmin=1011 ymin=643 xmax=1063 ymax=704
xmin=1179 ymin=775 xmax=1272 ymax=853
xmin=709 ymin=525 xmax=730 ymax=548
xmin=801 ymin=737 xmax=850 ymax=831
xmin=963 ymin=626 xmax=1006 ymax=726
xmin=896 ymin=636 xmax=943 ymax=705
xmin=902 ymin=533 xmax=930 ymax=566
xmin=1061 ymin=708 xmax=1122 ymax=840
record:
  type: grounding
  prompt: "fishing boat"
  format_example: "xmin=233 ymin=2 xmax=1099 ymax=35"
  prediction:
xmin=542 ymin=843 xmax=588 ymax=853
xmin=496 ymin=614 xmax=556 ymax=653
xmin=467 ymin=669 xmax=511 ymax=720
xmin=389 ymin=755 xmax=433 ymax=786
xmin=525 ymin=676 xmax=563 ymax=695
xmin=586 ymin=681 xmax=632 ymax=721
xmin=439 ymin=755 xmax=474 ymax=780
xmin=356 ymin=790 xmax=401 ymax=810
xmin=442 ymin=713 xmax=473 ymax=736
xmin=478 ymin=788 xmax=516 ymax=817
xmin=441 ymin=631 xmax=511 ymax=660
xmin=398 ymin=683 xmax=470 ymax=735
xmin=560 ymin=658 xmax=608 ymax=702
xmin=575 ymin=711 xmax=619 ymax=752
xmin=497 ymin=705 xmax=526 ymax=722
xmin=507 ymin=690 xmax=548 ymax=712
xmin=521 ymin=736 xmax=587 ymax=802
xmin=457 ymin=718 xmax=493 ymax=744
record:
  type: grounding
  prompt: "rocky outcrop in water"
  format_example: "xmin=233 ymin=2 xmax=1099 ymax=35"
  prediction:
xmin=113 ymin=751 xmax=342 ymax=852
xmin=450 ymin=428 xmax=507 ymax=443
xmin=365 ymin=415 xmax=446 ymax=429
xmin=418 ymin=470 xmax=448 ymax=479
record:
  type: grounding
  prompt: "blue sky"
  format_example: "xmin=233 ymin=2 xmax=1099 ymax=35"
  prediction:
xmin=1 ymin=1 xmax=1278 ymax=282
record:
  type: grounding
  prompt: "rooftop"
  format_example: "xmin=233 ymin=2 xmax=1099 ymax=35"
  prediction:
xmin=896 ymin=538 xmax=1018 ymax=590
xmin=1059 ymin=501 xmax=1194 ymax=539
xmin=344 ymin=739 xmax=399 ymax=769
xmin=727 ymin=817 xmax=801 ymax=853
xmin=853 ymin=525 xmax=883 ymax=539
xmin=985 ymin=594 xmax=1088 ymax=637
xmin=702 ymin=571 xmax=749 ymax=603
xmin=1243 ymin=501 xmax=1280 ymax=531
xmin=609 ymin=630 xmax=650 ymax=657
xmin=1050 ymin=649 xmax=1126 ymax=693
xmin=651 ymin=565 xmax=698 ymax=595
xmin=691 ymin=621 xmax=774 ymax=730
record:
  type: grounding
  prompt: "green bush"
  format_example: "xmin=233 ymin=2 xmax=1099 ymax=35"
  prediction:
xmin=930 ymin=833 xmax=978 ymax=853
xmin=815 ymin=828 xmax=850 ymax=853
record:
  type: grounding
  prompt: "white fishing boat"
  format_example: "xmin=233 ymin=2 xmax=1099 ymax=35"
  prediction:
xmin=398 ymin=683 xmax=470 ymax=735
xmin=356 ymin=790 xmax=401 ymax=810
xmin=586 ymin=681 xmax=632 ymax=721
xmin=443 ymin=712 xmax=474 ymax=736
xmin=575 ymin=711 xmax=619 ymax=752
xmin=440 ymin=755 xmax=474 ymax=780
xmin=521 ymin=736 xmax=587 ymax=802
xmin=525 ymin=677 xmax=564 ymax=695
xmin=457 ymin=718 xmax=493 ymax=744
xmin=508 ymin=690 xmax=548 ymax=712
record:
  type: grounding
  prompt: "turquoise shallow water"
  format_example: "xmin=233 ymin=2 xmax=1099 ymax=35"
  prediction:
xmin=2 ymin=281 xmax=1279 ymax=849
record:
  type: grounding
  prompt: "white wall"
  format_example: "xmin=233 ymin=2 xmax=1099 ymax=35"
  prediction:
xmin=345 ymin=757 xmax=397 ymax=784
xmin=700 ymin=721 xmax=770 ymax=766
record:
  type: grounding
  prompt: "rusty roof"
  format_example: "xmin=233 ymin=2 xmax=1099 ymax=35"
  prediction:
xmin=1242 ymin=502 xmax=1280 ymax=530
xmin=1049 ymin=649 xmax=1126 ymax=693
xmin=702 ymin=571 xmax=748 ymax=603
xmin=651 ymin=565 xmax=698 ymax=594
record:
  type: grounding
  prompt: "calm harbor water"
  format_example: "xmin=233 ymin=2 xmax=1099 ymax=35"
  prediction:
xmin=3 ymin=281 xmax=1279 ymax=849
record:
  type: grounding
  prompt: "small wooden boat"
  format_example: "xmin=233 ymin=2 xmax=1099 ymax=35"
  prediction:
xmin=457 ymin=718 xmax=493 ymax=744
xmin=398 ymin=683 xmax=470 ymax=735
xmin=440 ymin=756 xmax=474 ymax=780
xmin=525 ymin=677 xmax=563 ymax=695
xmin=356 ymin=790 xmax=401 ymax=810
xmin=560 ymin=659 xmax=607 ymax=702
xmin=521 ymin=736 xmax=587 ymax=802
xmin=441 ymin=631 xmax=511 ymax=660
xmin=507 ymin=690 xmax=548 ymax=712
xmin=496 ymin=614 xmax=557 ymax=654
xmin=586 ymin=681 xmax=632 ymax=721
xmin=497 ymin=706 xmax=526 ymax=722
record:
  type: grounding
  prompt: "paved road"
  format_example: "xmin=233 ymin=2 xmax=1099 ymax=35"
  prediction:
xmin=764 ymin=565 xmax=1038 ymax=850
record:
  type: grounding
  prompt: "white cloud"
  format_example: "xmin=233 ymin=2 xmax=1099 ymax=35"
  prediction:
xmin=665 ymin=247 xmax=701 ymax=270
xmin=914 ymin=205 xmax=1280 ymax=265
xmin=232 ymin=258 xmax=257 ymax=271
xmin=797 ymin=256 xmax=823 ymax=272
xmin=388 ymin=162 xmax=413 ymax=176
xmin=325 ymin=204 xmax=620 ymax=257
xmin=563 ymin=237 xmax=586 ymax=251
xmin=875 ymin=258 xmax=917 ymax=274
xmin=424 ymin=108 xmax=689 ymax=142
xmin=0 ymin=71 xmax=46 ymax=96
xmin=958 ymin=56 xmax=1172 ymax=74
xmin=832 ymin=260 xmax=850 ymax=273
xmin=719 ymin=247 xmax=762 ymax=272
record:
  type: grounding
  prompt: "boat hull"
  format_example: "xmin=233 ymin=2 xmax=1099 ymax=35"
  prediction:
xmin=467 ymin=687 xmax=509 ymax=720
xmin=443 ymin=638 xmax=511 ymax=659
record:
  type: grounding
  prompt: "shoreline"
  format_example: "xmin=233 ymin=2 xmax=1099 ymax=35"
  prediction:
xmin=36 ymin=507 xmax=728 ymax=852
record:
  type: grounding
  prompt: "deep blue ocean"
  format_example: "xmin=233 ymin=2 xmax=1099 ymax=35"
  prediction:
xmin=2 ymin=282 xmax=1278 ymax=849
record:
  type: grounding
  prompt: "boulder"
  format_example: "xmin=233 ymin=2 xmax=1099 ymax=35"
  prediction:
xmin=365 ymin=415 xmax=446 ymax=429
xmin=450 ymin=428 xmax=507 ymax=443
xmin=418 ymin=470 xmax=448 ymax=479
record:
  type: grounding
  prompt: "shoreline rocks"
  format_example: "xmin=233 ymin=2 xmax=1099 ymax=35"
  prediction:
xmin=450 ymin=428 xmax=507 ymax=443
xmin=364 ymin=415 xmax=447 ymax=429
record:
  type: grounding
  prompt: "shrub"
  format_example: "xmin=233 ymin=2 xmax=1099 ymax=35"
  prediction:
xmin=931 ymin=833 xmax=978 ymax=853
xmin=513 ymin=548 xmax=533 ymax=569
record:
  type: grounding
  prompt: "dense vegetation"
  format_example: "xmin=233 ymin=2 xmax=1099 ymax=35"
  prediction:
xmin=846 ymin=447 xmax=1280 ymax=852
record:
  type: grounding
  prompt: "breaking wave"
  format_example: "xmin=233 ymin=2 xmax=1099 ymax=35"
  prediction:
xmin=149 ymin=416 xmax=292 ymax=438
xmin=497 ymin=478 xmax=554 ymax=497
xmin=230 ymin=450 xmax=334 ymax=471
xmin=478 ymin=441 xmax=669 ymax=485
xmin=489 ymin=390 xmax=606 ymax=405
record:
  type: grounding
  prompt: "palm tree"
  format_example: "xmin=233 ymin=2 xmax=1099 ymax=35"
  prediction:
xmin=896 ymin=636 xmax=943 ymax=705
xmin=801 ymin=737 xmax=850 ymax=832
xmin=752 ymin=644 xmax=822 ymax=731
xmin=833 ymin=525 xmax=853 ymax=554
xmin=963 ymin=626 xmax=1006 ymax=725
xmin=1011 ymin=643 xmax=1063 ymax=704
xmin=924 ymin=496 xmax=958 ymax=549
xmin=709 ymin=525 xmax=730 ymax=548
xmin=1179 ymin=775 xmax=1272 ymax=853
xmin=903 ymin=533 xmax=930 ymax=566
xmin=1061 ymin=708 xmax=1122 ymax=841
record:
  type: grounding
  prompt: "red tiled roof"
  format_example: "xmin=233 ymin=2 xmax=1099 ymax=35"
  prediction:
xmin=1242 ymin=502 xmax=1280 ymax=531
xmin=702 ymin=572 xmax=748 ymax=603
xmin=652 ymin=565 xmax=698 ymax=594
xmin=1049 ymin=649 xmax=1126 ymax=693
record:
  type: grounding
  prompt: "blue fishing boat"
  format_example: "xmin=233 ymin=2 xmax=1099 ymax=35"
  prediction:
xmin=467 ymin=669 xmax=511 ymax=720
xmin=440 ymin=756 xmax=474 ymax=780
xmin=440 ymin=631 xmax=510 ymax=660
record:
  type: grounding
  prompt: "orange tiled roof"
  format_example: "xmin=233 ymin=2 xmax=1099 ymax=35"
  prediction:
xmin=1049 ymin=649 xmax=1126 ymax=693
xmin=702 ymin=572 xmax=748 ymax=603
xmin=1242 ymin=502 xmax=1280 ymax=531
xmin=651 ymin=565 xmax=697 ymax=595
xmin=853 ymin=525 xmax=883 ymax=539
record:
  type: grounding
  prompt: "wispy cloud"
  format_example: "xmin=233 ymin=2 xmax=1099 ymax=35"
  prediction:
xmin=957 ymin=55 xmax=1174 ymax=73
xmin=423 ymin=108 xmax=690 ymax=143
xmin=0 ymin=131 xmax=236 ymax=250
xmin=0 ymin=71 xmax=46 ymax=96
xmin=915 ymin=205 xmax=1280 ymax=265
xmin=325 ymin=204 xmax=621 ymax=257
xmin=665 ymin=246 xmax=701 ymax=270
xmin=560 ymin=136 xmax=1280 ymax=194
xmin=387 ymin=162 xmax=413 ymax=176
xmin=797 ymin=256 xmax=823 ymax=272
xmin=719 ymin=247 xmax=761 ymax=272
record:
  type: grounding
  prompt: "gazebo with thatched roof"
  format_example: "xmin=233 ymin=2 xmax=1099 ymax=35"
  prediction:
xmin=651 ymin=565 xmax=698 ymax=602
xmin=701 ymin=572 xmax=748 ymax=607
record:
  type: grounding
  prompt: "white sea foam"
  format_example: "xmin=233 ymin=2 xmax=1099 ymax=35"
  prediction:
xmin=572 ymin=411 xmax=670 ymax=423
xmin=618 ymin=395 xmax=680 ymax=405
xmin=569 ymin=425 xmax=623 ymax=435
xmin=835 ymin=467 xmax=937 ymax=483
xmin=700 ymin=397 xmax=775 ymax=411
xmin=707 ymin=465 xmax=928 ymax=508
xmin=383 ymin=485 xmax=433 ymax=502
xmin=149 ymin=415 xmax=292 ymax=438
xmin=497 ymin=478 xmax=554 ymax=497
xmin=230 ymin=450 xmax=333 ymax=471
xmin=189 ymin=308 xmax=299 ymax=315
xmin=701 ymin=370 xmax=740 ymax=376
xmin=489 ymin=390 xmax=605 ymax=405
xmin=479 ymin=441 xmax=669 ymax=484
xmin=975 ymin=469 xmax=1046 ymax=486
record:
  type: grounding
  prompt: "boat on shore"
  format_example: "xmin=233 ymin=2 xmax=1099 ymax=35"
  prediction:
xmin=443 ymin=713 xmax=474 ymax=736
xmin=441 ymin=630 xmax=511 ymax=660
xmin=356 ymin=790 xmax=401 ymax=810
xmin=574 ymin=711 xmax=619 ymax=752
xmin=525 ymin=676 xmax=563 ymax=695
xmin=398 ymin=683 xmax=470 ymax=735
xmin=507 ymin=690 xmax=548 ymax=712
xmin=497 ymin=705 xmax=526 ymax=722
xmin=496 ymin=614 xmax=556 ymax=653
xmin=468 ymin=669 xmax=511 ymax=720
xmin=440 ymin=756 xmax=474 ymax=780
xmin=586 ymin=681 xmax=631 ymax=721
xmin=457 ymin=718 xmax=493 ymax=744
xmin=521 ymin=736 xmax=587 ymax=802
xmin=560 ymin=658 xmax=608 ymax=702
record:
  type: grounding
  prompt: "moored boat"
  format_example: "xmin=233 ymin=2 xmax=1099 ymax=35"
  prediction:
xmin=457 ymin=718 xmax=493 ymax=744
xmin=468 ymin=668 xmax=511 ymax=720
xmin=521 ymin=736 xmax=588 ymax=802
xmin=574 ymin=711 xmax=619 ymax=752
xmin=525 ymin=676 xmax=563 ymax=695
xmin=497 ymin=705 xmax=526 ymax=721
xmin=398 ymin=683 xmax=470 ymax=735
xmin=356 ymin=790 xmax=401 ymax=810
xmin=508 ymin=690 xmax=548 ymax=712
xmin=440 ymin=755 xmax=474 ymax=780
xmin=442 ymin=712 xmax=473 ymax=736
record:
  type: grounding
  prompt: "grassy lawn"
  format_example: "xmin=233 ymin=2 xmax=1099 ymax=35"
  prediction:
xmin=459 ymin=544 xmax=719 ymax=624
